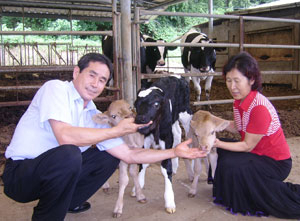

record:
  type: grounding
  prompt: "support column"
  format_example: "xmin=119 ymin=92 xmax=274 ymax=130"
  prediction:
xmin=121 ymin=0 xmax=133 ymax=106
xmin=208 ymin=0 xmax=213 ymax=39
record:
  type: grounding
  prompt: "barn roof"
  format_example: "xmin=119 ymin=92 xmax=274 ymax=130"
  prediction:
xmin=227 ymin=0 xmax=300 ymax=16
xmin=0 ymin=0 xmax=186 ymax=22
xmin=195 ymin=0 xmax=300 ymax=29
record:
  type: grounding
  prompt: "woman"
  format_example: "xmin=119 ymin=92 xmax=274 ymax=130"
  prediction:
xmin=213 ymin=51 xmax=300 ymax=218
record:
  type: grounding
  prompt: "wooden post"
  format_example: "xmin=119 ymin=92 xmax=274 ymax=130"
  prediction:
xmin=121 ymin=0 xmax=133 ymax=106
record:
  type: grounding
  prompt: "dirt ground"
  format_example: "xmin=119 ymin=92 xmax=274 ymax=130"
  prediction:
xmin=1 ymin=76 xmax=300 ymax=220
xmin=1 ymin=137 xmax=300 ymax=221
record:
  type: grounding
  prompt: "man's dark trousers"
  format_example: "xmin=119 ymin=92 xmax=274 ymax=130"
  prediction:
xmin=2 ymin=145 xmax=120 ymax=221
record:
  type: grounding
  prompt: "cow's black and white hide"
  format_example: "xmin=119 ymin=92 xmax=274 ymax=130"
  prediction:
xmin=102 ymin=35 xmax=114 ymax=64
xmin=102 ymin=35 xmax=146 ymax=87
xmin=143 ymin=35 xmax=177 ymax=74
xmin=181 ymin=30 xmax=220 ymax=102
xmin=134 ymin=75 xmax=192 ymax=214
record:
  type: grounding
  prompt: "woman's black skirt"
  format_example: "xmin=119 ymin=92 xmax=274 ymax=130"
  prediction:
xmin=213 ymin=147 xmax=300 ymax=219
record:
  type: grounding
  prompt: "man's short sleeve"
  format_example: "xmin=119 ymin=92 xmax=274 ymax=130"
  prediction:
xmin=246 ymin=105 xmax=271 ymax=134
xmin=35 ymin=80 xmax=73 ymax=130
xmin=94 ymin=124 xmax=124 ymax=151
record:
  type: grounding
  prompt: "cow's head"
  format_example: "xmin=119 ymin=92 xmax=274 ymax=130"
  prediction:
xmin=188 ymin=110 xmax=229 ymax=153
xmin=93 ymin=99 xmax=144 ymax=148
xmin=134 ymin=86 xmax=168 ymax=135
xmin=92 ymin=99 xmax=134 ymax=127
xmin=145 ymin=37 xmax=177 ymax=67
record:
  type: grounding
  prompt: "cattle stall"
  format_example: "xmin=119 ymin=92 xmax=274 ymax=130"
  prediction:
xmin=133 ymin=4 xmax=300 ymax=107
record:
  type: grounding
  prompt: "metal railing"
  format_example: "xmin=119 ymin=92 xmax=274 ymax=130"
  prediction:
xmin=0 ymin=43 xmax=102 ymax=67
xmin=135 ymin=8 xmax=300 ymax=107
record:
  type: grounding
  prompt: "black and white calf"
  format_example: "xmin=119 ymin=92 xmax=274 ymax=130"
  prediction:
xmin=134 ymin=75 xmax=192 ymax=214
xmin=181 ymin=30 xmax=217 ymax=102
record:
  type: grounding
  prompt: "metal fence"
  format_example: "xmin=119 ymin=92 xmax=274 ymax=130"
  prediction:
xmin=134 ymin=8 xmax=300 ymax=107
xmin=0 ymin=43 xmax=101 ymax=67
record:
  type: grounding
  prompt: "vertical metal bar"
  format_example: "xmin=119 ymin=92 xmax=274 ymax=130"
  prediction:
xmin=117 ymin=12 xmax=123 ymax=99
xmin=239 ymin=16 xmax=244 ymax=52
xmin=22 ymin=9 xmax=27 ymax=66
xmin=32 ymin=44 xmax=34 ymax=65
xmin=66 ymin=44 xmax=69 ymax=65
xmin=135 ymin=7 xmax=141 ymax=91
xmin=121 ymin=0 xmax=133 ymax=106
xmin=112 ymin=0 xmax=119 ymax=100
xmin=208 ymin=0 xmax=213 ymax=39
xmin=0 ymin=15 xmax=2 ymax=66
xmin=49 ymin=44 xmax=51 ymax=65
xmin=22 ymin=7 xmax=25 ymax=44
xmin=19 ymin=44 xmax=22 ymax=66
xmin=0 ymin=15 xmax=4 ymax=66
xmin=132 ymin=5 xmax=137 ymax=100
xmin=69 ymin=10 xmax=73 ymax=47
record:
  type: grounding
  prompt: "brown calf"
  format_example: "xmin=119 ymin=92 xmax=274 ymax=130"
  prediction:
xmin=93 ymin=100 xmax=146 ymax=218
xmin=184 ymin=110 xmax=229 ymax=197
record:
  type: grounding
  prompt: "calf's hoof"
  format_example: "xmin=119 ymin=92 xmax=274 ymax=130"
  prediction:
xmin=165 ymin=207 xmax=176 ymax=214
xmin=138 ymin=198 xmax=147 ymax=204
xmin=188 ymin=193 xmax=196 ymax=198
xmin=112 ymin=212 xmax=122 ymax=218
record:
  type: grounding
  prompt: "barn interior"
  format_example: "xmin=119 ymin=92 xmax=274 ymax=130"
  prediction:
xmin=1 ymin=1 xmax=300 ymax=220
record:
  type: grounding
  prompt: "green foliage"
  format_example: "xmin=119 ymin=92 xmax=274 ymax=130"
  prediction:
xmin=141 ymin=0 xmax=278 ymax=40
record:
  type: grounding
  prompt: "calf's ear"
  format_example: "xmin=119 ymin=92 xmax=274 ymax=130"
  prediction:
xmin=92 ymin=112 xmax=110 ymax=125
xmin=213 ymin=116 xmax=230 ymax=132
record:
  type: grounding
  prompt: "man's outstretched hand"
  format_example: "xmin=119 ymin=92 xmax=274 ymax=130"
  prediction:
xmin=174 ymin=139 xmax=207 ymax=159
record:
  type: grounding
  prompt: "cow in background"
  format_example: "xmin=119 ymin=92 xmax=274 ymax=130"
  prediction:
xmin=101 ymin=35 xmax=146 ymax=87
xmin=181 ymin=30 xmax=222 ymax=103
xmin=101 ymin=35 xmax=176 ymax=88
xmin=134 ymin=75 xmax=192 ymax=214
xmin=184 ymin=110 xmax=229 ymax=197
xmin=93 ymin=100 xmax=146 ymax=218
xmin=143 ymin=35 xmax=177 ymax=74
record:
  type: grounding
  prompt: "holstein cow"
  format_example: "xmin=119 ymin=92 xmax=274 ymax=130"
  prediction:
xmin=185 ymin=110 xmax=229 ymax=197
xmin=134 ymin=75 xmax=192 ymax=214
xmin=181 ymin=30 xmax=218 ymax=102
xmin=102 ymin=35 xmax=146 ymax=87
xmin=93 ymin=100 xmax=146 ymax=218
xmin=143 ymin=35 xmax=177 ymax=74
xmin=101 ymin=35 xmax=176 ymax=88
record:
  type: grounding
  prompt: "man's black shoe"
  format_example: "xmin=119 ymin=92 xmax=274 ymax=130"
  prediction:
xmin=68 ymin=202 xmax=91 ymax=213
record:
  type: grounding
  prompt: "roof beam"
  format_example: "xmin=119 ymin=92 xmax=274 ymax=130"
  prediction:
xmin=0 ymin=1 xmax=112 ymax=11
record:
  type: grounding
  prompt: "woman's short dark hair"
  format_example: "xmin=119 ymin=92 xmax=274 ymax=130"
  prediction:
xmin=222 ymin=51 xmax=262 ymax=92
xmin=77 ymin=53 xmax=113 ymax=81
